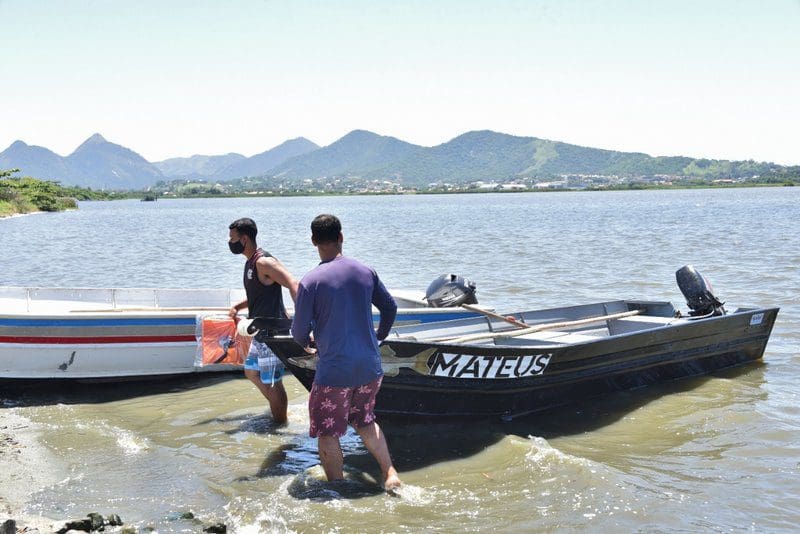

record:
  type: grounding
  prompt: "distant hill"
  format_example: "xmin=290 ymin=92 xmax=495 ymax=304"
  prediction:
xmin=0 ymin=134 xmax=320 ymax=189
xmin=0 ymin=129 xmax=784 ymax=190
xmin=270 ymin=130 xmax=421 ymax=181
xmin=66 ymin=134 xmax=164 ymax=189
xmin=379 ymin=130 xmax=540 ymax=185
xmin=265 ymin=130 xmax=777 ymax=186
xmin=214 ymin=137 xmax=320 ymax=181
xmin=358 ymin=131 xmax=775 ymax=186
xmin=0 ymin=134 xmax=165 ymax=189
xmin=153 ymin=153 xmax=246 ymax=180
xmin=154 ymin=138 xmax=319 ymax=182
xmin=0 ymin=140 xmax=75 ymax=184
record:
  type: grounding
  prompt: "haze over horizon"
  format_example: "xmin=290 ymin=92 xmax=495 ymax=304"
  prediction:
xmin=1 ymin=1 xmax=798 ymax=165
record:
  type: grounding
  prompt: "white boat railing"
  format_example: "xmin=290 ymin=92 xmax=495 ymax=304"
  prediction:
xmin=1 ymin=286 xmax=436 ymax=314
xmin=0 ymin=286 xmax=248 ymax=314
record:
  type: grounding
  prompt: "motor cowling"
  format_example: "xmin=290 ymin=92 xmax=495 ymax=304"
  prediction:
xmin=676 ymin=265 xmax=726 ymax=316
xmin=425 ymin=274 xmax=478 ymax=308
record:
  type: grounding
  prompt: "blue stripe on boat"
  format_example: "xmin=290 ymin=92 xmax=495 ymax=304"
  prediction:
xmin=0 ymin=317 xmax=197 ymax=327
xmin=379 ymin=312 xmax=477 ymax=323
xmin=1 ymin=311 xmax=476 ymax=329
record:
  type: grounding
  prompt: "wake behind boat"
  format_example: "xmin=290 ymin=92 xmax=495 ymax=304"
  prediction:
xmin=259 ymin=266 xmax=779 ymax=419
xmin=0 ymin=279 xmax=487 ymax=381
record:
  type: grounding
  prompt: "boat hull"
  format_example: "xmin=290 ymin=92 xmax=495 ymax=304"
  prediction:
xmin=0 ymin=286 xmax=481 ymax=381
xmin=264 ymin=304 xmax=779 ymax=419
xmin=0 ymin=313 xmax=221 ymax=379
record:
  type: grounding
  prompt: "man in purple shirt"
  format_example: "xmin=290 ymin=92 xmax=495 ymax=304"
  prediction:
xmin=291 ymin=214 xmax=402 ymax=491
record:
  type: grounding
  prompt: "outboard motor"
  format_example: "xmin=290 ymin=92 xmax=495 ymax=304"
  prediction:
xmin=425 ymin=274 xmax=478 ymax=308
xmin=676 ymin=265 xmax=726 ymax=317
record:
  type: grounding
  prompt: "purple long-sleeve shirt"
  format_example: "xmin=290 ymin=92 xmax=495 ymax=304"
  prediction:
xmin=291 ymin=255 xmax=397 ymax=387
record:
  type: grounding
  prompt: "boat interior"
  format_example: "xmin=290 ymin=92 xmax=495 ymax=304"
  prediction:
xmin=387 ymin=300 xmax=691 ymax=347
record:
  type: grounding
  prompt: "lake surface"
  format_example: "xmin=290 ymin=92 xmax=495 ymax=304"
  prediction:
xmin=1 ymin=189 xmax=798 ymax=532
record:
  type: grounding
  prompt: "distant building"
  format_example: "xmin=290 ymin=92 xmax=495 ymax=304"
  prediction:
xmin=534 ymin=181 xmax=566 ymax=189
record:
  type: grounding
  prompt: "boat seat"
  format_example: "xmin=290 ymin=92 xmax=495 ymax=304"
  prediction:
xmin=494 ymin=330 xmax=602 ymax=346
xmin=608 ymin=315 xmax=681 ymax=335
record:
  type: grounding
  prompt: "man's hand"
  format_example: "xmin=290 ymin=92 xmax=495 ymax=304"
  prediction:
xmin=229 ymin=300 xmax=247 ymax=320
xmin=303 ymin=333 xmax=317 ymax=354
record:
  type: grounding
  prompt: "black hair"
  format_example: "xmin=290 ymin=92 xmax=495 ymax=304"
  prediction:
xmin=311 ymin=214 xmax=341 ymax=243
xmin=229 ymin=218 xmax=258 ymax=240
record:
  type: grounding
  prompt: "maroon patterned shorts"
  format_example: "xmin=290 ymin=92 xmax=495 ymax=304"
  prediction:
xmin=308 ymin=376 xmax=382 ymax=438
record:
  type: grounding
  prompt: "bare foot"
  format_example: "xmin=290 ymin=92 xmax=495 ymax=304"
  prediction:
xmin=272 ymin=417 xmax=288 ymax=427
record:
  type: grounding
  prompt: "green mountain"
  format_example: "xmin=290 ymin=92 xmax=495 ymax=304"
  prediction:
xmin=2 ymin=129 xmax=786 ymax=191
xmin=361 ymin=131 xmax=777 ymax=186
xmin=270 ymin=130 xmax=421 ymax=181
xmin=153 ymin=153 xmax=246 ymax=179
xmin=248 ymin=130 xmax=779 ymax=187
xmin=66 ymin=134 xmax=164 ymax=189
xmin=377 ymin=130 xmax=541 ymax=185
xmin=216 ymin=137 xmax=320 ymax=180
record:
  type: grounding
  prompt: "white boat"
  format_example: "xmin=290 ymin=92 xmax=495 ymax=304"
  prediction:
xmin=0 ymin=284 xmax=485 ymax=381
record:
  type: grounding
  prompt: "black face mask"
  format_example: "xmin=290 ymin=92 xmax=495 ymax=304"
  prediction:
xmin=228 ymin=240 xmax=245 ymax=254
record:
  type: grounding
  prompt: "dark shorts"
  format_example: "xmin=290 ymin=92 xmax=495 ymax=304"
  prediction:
xmin=308 ymin=376 xmax=382 ymax=438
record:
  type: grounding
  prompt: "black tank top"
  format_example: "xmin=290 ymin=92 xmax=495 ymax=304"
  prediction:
xmin=244 ymin=249 xmax=288 ymax=320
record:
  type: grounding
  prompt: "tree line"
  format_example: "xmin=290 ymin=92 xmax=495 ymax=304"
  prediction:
xmin=0 ymin=168 xmax=118 ymax=217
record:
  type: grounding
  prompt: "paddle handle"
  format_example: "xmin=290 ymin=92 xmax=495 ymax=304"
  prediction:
xmin=460 ymin=303 xmax=528 ymax=328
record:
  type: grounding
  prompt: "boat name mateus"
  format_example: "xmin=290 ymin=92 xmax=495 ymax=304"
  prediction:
xmin=426 ymin=352 xmax=553 ymax=379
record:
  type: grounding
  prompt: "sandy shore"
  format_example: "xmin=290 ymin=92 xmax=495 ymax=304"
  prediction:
xmin=0 ymin=211 xmax=43 ymax=220
xmin=0 ymin=409 xmax=62 ymax=532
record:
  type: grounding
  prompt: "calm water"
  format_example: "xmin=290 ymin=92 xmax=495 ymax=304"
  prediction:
xmin=1 ymin=189 xmax=799 ymax=532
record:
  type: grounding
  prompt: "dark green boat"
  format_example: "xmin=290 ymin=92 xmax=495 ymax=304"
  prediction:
xmin=261 ymin=266 xmax=779 ymax=419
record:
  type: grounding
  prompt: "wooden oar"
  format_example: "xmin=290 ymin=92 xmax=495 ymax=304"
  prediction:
xmin=460 ymin=303 xmax=528 ymax=328
xmin=393 ymin=295 xmax=527 ymax=330
xmin=437 ymin=309 xmax=643 ymax=344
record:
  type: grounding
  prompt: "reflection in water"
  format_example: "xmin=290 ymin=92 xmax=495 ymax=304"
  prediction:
xmin=196 ymin=412 xmax=286 ymax=435
xmin=1 ymin=374 xmax=240 ymax=407
xmin=505 ymin=362 xmax=767 ymax=440
xmin=223 ymin=360 xmax=766 ymax=509
xmin=286 ymin=469 xmax=385 ymax=501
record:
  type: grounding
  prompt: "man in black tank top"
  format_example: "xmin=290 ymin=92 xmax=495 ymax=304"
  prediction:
xmin=228 ymin=217 xmax=298 ymax=425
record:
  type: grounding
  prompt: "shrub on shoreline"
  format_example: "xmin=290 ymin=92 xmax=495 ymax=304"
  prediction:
xmin=0 ymin=169 xmax=105 ymax=217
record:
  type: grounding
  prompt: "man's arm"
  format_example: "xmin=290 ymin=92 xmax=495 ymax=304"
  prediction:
xmin=291 ymin=282 xmax=314 ymax=347
xmin=229 ymin=299 xmax=248 ymax=319
xmin=257 ymin=256 xmax=299 ymax=302
xmin=372 ymin=274 xmax=397 ymax=341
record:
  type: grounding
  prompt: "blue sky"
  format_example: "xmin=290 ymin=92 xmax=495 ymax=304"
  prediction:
xmin=1 ymin=0 xmax=798 ymax=164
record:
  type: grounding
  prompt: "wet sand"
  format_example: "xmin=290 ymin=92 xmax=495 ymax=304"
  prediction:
xmin=0 ymin=409 xmax=62 ymax=532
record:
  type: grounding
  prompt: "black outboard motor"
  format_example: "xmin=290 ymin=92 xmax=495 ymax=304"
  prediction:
xmin=676 ymin=265 xmax=726 ymax=317
xmin=425 ymin=274 xmax=478 ymax=308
